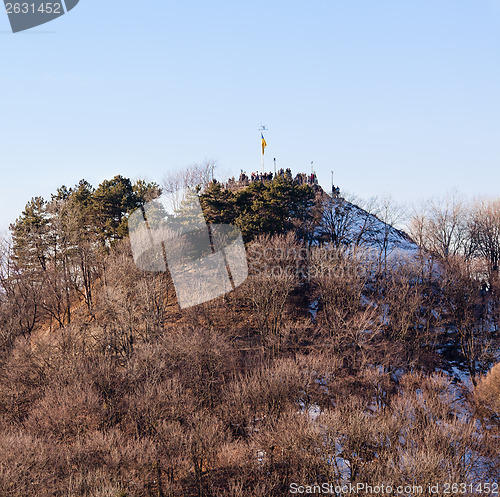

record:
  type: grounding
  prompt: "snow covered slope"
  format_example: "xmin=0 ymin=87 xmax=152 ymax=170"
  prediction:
xmin=313 ymin=190 xmax=418 ymax=257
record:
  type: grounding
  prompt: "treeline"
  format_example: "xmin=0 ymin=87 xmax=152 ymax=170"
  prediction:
xmin=0 ymin=171 xmax=317 ymax=345
xmin=1 ymin=175 xmax=160 ymax=339
xmin=0 ymin=169 xmax=499 ymax=496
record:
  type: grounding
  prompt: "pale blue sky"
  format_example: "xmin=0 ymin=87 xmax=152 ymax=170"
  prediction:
xmin=1 ymin=0 xmax=500 ymax=231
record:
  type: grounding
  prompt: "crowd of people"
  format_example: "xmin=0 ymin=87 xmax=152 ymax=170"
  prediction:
xmin=294 ymin=172 xmax=318 ymax=186
xmin=223 ymin=168 xmax=319 ymax=189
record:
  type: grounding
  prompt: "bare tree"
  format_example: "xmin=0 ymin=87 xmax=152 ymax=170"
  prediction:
xmin=409 ymin=191 xmax=469 ymax=260
xmin=468 ymin=197 xmax=500 ymax=281
xmin=315 ymin=193 xmax=377 ymax=248
xmin=0 ymin=240 xmax=44 ymax=339
xmin=442 ymin=256 xmax=497 ymax=383
xmin=371 ymin=194 xmax=405 ymax=276
xmin=162 ymin=161 xmax=218 ymax=212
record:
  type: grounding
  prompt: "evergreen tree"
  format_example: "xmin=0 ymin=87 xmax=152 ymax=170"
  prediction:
xmin=200 ymin=175 xmax=315 ymax=241
xmin=198 ymin=176 xmax=314 ymax=240
xmin=133 ymin=179 xmax=162 ymax=203
xmin=10 ymin=196 xmax=49 ymax=271
xmin=92 ymin=175 xmax=139 ymax=245
xmin=199 ymin=182 xmax=236 ymax=226
xmin=91 ymin=175 xmax=161 ymax=245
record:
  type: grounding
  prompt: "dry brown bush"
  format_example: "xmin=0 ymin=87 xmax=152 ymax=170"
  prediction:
xmin=311 ymin=247 xmax=370 ymax=337
xmin=25 ymin=380 xmax=103 ymax=440
xmin=320 ymin=399 xmax=394 ymax=484
xmin=474 ymin=362 xmax=500 ymax=427
xmin=370 ymin=372 xmax=495 ymax=485
xmin=252 ymin=407 xmax=324 ymax=489
xmin=187 ymin=411 xmax=228 ymax=497
xmin=222 ymin=358 xmax=310 ymax=434
xmin=154 ymin=326 xmax=236 ymax=409
xmin=0 ymin=431 xmax=67 ymax=497
xmin=123 ymin=375 xmax=192 ymax=438
xmin=0 ymin=338 xmax=48 ymax=425
xmin=327 ymin=366 xmax=397 ymax=410
xmin=69 ymin=428 xmax=161 ymax=495
xmin=243 ymin=233 xmax=301 ymax=359
xmin=241 ymin=370 xmax=498 ymax=490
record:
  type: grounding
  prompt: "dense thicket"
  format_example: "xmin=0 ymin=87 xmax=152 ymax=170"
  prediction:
xmin=200 ymin=176 xmax=315 ymax=240
xmin=0 ymin=172 xmax=499 ymax=496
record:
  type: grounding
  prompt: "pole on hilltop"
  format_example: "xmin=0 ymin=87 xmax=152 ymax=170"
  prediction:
xmin=259 ymin=124 xmax=267 ymax=173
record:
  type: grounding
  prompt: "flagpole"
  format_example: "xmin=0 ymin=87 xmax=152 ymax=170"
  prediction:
xmin=259 ymin=124 xmax=267 ymax=173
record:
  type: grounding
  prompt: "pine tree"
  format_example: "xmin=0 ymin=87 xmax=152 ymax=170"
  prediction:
xmin=10 ymin=196 xmax=49 ymax=271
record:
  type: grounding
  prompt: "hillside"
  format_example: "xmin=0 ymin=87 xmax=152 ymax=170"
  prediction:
xmin=0 ymin=171 xmax=498 ymax=496
xmin=313 ymin=189 xmax=418 ymax=254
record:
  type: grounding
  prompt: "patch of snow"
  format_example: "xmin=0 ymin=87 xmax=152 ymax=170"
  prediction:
xmin=309 ymin=299 xmax=319 ymax=320
xmin=298 ymin=401 xmax=322 ymax=422
xmin=450 ymin=366 xmax=473 ymax=387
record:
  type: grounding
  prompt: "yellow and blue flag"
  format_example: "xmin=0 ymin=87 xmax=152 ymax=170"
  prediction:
xmin=261 ymin=133 xmax=267 ymax=155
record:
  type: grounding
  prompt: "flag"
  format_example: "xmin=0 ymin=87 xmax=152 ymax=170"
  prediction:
xmin=261 ymin=133 xmax=267 ymax=155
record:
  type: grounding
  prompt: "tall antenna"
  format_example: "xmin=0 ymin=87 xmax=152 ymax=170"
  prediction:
xmin=259 ymin=124 xmax=268 ymax=173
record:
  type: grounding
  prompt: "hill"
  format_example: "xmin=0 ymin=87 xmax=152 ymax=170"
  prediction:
xmin=0 ymin=170 xmax=498 ymax=496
